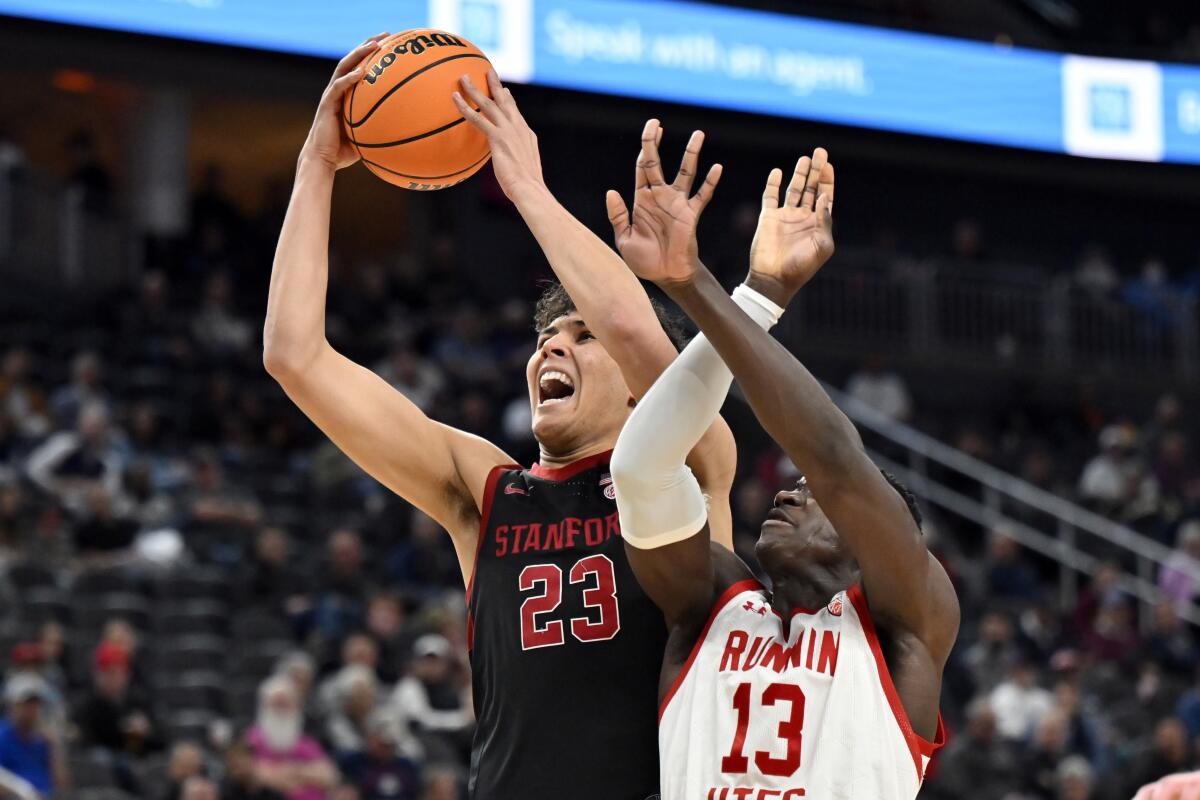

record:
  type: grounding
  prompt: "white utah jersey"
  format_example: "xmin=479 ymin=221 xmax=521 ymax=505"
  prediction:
xmin=659 ymin=580 xmax=944 ymax=800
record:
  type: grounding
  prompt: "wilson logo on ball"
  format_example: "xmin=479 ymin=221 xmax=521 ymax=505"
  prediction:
xmin=364 ymin=32 xmax=469 ymax=85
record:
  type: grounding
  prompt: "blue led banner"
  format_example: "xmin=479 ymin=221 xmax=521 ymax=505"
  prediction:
xmin=2 ymin=0 xmax=1199 ymax=164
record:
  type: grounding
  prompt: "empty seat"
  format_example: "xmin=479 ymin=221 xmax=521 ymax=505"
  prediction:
xmin=5 ymin=561 xmax=58 ymax=591
xmin=20 ymin=586 xmax=70 ymax=624
xmin=153 ymin=600 xmax=229 ymax=636
xmin=164 ymin=710 xmax=217 ymax=743
xmin=68 ymin=750 xmax=117 ymax=790
xmin=154 ymin=635 xmax=227 ymax=673
xmin=73 ymin=569 xmax=144 ymax=598
xmin=157 ymin=568 xmax=230 ymax=602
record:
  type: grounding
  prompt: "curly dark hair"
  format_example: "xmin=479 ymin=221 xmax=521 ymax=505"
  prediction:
xmin=880 ymin=469 xmax=924 ymax=532
xmin=533 ymin=281 xmax=687 ymax=351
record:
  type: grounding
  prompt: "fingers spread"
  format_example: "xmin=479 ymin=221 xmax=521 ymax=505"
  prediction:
xmin=762 ymin=168 xmax=784 ymax=210
xmin=690 ymin=163 xmax=723 ymax=214
xmin=485 ymin=69 xmax=513 ymax=117
xmin=802 ymin=147 xmax=828 ymax=211
xmin=605 ymin=190 xmax=631 ymax=238
xmin=673 ymin=130 xmax=705 ymax=194
xmin=459 ymin=75 xmax=504 ymax=125
xmin=818 ymin=161 xmax=835 ymax=210
xmin=452 ymin=92 xmax=493 ymax=134
xmin=785 ymin=155 xmax=811 ymax=207
xmin=637 ymin=119 xmax=666 ymax=188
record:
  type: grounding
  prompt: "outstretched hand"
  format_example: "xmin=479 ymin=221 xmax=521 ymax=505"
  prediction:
xmin=453 ymin=70 xmax=545 ymax=199
xmin=301 ymin=33 xmax=390 ymax=171
xmin=748 ymin=148 xmax=835 ymax=304
xmin=606 ymin=119 xmax=722 ymax=287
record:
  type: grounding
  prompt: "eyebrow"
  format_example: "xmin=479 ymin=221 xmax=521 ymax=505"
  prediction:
xmin=537 ymin=319 xmax=587 ymax=338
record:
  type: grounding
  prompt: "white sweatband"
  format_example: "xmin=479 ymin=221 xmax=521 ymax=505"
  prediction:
xmin=611 ymin=284 xmax=782 ymax=548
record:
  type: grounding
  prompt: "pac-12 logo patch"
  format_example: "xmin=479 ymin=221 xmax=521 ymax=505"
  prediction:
xmin=827 ymin=597 xmax=844 ymax=617
xmin=600 ymin=473 xmax=616 ymax=500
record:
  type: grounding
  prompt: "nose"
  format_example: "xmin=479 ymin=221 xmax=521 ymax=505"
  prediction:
xmin=540 ymin=334 xmax=568 ymax=360
xmin=774 ymin=489 xmax=806 ymax=509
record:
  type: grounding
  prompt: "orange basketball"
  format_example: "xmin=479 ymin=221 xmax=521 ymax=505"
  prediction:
xmin=342 ymin=29 xmax=492 ymax=191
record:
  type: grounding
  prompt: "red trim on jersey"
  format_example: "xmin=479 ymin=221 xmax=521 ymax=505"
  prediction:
xmin=658 ymin=579 xmax=765 ymax=723
xmin=846 ymin=584 xmax=945 ymax=782
xmin=465 ymin=463 xmax=519 ymax=651
xmin=529 ymin=450 xmax=613 ymax=481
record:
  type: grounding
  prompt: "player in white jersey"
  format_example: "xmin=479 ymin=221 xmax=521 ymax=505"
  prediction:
xmin=604 ymin=127 xmax=960 ymax=799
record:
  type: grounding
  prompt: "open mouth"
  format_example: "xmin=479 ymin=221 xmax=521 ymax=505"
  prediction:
xmin=538 ymin=369 xmax=576 ymax=407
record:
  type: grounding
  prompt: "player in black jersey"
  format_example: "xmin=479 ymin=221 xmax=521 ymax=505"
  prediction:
xmin=265 ymin=42 xmax=737 ymax=798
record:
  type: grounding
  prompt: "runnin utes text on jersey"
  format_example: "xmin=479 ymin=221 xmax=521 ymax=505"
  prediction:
xmin=659 ymin=580 xmax=944 ymax=800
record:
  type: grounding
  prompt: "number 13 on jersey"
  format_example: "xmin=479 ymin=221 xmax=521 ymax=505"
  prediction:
xmin=518 ymin=555 xmax=621 ymax=650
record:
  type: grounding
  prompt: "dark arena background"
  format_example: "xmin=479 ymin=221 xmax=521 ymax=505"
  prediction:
xmin=1 ymin=1 xmax=1200 ymax=799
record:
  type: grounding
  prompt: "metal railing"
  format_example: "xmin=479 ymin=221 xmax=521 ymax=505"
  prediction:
xmin=785 ymin=250 xmax=1200 ymax=384
xmin=825 ymin=383 xmax=1200 ymax=628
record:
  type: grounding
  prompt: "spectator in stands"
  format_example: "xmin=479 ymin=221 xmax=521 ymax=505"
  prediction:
xmin=179 ymin=775 xmax=219 ymax=800
xmin=222 ymin=739 xmax=285 ymax=800
xmin=274 ymin=652 xmax=319 ymax=732
xmin=1050 ymin=681 xmax=1107 ymax=770
xmin=48 ymin=350 xmax=108 ymax=430
xmin=247 ymin=675 xmax=338 ymax=800
xmin=0 ymin=347 xmax=48 ymax=438
xmin=0 ymin=480 xmax=39 ymax=560
xmin=1123 ymin=258 xmax=1181 ymax=328
xmin=1154 ymin=432 xmax=1197 ymax=519
xmin=390 ymin=635 xmax=472 ymax=759
xmin=962 ymin=611 xmax=1020 ymax=693
xmin=318 ymin=635 xmax=379 ymax=717
xmin=1122 ymin=717 xmax=1193 ymax=798
xmin=387 ymin=512 xmax=459 ymax=592
xmin=72 ymin=485 xmax=139 ymax=563
xmin=1073 ymin=245 xmax=1118 ymax=297
xmin=1160 ymin=519 xmax=1200 ymax=610
xmin=364 ymin=592 xmax=412 ymax=684
xmin=374 ymin=342 xmax=444 ymax=415
xmin=162 ymin=741 xmax=206 ymax=800
xmin=192 ymin=271 xmax=253 ymax=356
xmin=1078 ymin=423 xmax=1144 ymax=513
xmin=311 ymin=530 xmax=371 ymax=645
xmin=4 ymin=644 xmax=64 ymax=741
xmin=984 ymin=527 xmax=1037 ymax=602
xmin=25 ymin=401 xmax=125 ymax=517
xmin=119 ymin=269 xmax=190 ymax=368
xmin=183 ymin=449 xmax=263 ymax=558
xmin=990 ymin=658 xmax=1054 ymax=741
xmin=323 ymin=665 xmax=381 ymax=757
xmin=0 ymin=674 xmax=58 ymax=799
xmin=1145 ymin=600 xmax=1198 ymax=677
xmin=1055 ymin=755 xmax=1095 ymax=800
xmin=75 ymin=642 xmax=161 ymax=759
xmin=1176 ymin=666 xmax=1200 ymax=738
xmin=1022 ymin=710 xmax=1075 ymax=798
xmin=924 ymin=698 xmax=1019 ymax=800
xmin=416 ymin=766 xmax=462 ymax=800
xmin=844 ymin=355 xmax=912 ymax=422
xmin=336 ymin=711 xmax=421 ymax=800
xmin=238 ymin=527 xmax=306 ymax=614
xmin=1082 ymin=596 xmax=1142 ymax=667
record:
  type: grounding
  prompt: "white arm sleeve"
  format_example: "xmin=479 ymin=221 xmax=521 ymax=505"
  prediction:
xmin=610 ymin=285 xmax=783 ymax=549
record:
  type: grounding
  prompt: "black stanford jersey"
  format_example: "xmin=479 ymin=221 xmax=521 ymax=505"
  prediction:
xmin=466 ymin=451 xmax=666 ymax=800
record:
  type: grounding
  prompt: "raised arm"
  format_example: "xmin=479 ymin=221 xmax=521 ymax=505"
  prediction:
xmin=638 ymin=147 xmax=958 ymax=665
xmin=452 ymin=77 xmax=736 ymax=547
xmin=263 ymin=38 xmax=511 ymax=575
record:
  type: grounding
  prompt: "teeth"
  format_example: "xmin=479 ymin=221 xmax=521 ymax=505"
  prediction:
xmin=539 ymin=370 xmax=573 ymax=389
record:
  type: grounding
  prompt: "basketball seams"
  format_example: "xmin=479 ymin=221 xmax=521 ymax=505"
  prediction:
xmin=348 ymin=52 xmax=489 ymax=129
xmin=361 ymin=150 xmax=491 ymax=181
